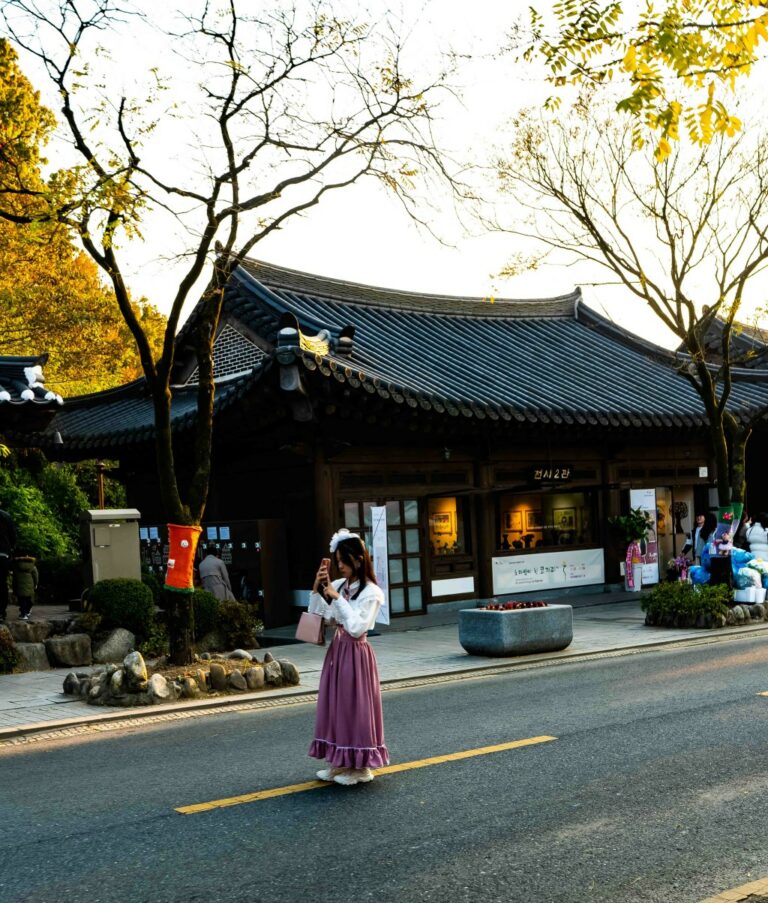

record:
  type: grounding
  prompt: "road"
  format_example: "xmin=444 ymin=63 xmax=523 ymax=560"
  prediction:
xmin=4 ymin=635 xmax=768 ymax=903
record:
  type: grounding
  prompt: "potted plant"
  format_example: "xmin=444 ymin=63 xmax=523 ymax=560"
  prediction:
xmin=609 ymin=507 xmax=654 ymax=592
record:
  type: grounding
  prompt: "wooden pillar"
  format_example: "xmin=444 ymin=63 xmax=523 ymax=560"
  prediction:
xmin=475 ymin=460 xmax=496 ymax=599
xmin=314 ymin=443 xmax=336 ymax=556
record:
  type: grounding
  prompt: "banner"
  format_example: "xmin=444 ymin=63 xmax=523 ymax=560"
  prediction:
xmin=491 ymin=548 xmax=605 ymax=595
xmin=629 ymin=488 xmax=659 ymax=585
xmin=370 ymin=506 xmax=390 ymax=625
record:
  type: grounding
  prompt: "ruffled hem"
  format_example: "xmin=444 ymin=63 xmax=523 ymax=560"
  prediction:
xmin=309 ymin=738 xmax=390 ymax=769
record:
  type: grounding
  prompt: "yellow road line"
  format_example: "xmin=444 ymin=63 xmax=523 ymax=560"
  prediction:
xmin=175 ymin=734 xmax=557 ymax=815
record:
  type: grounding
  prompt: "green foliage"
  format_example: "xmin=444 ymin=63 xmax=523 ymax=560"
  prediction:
xmin=0 ymin=466 xmax=75 ymax=558
xmin=88 ymin=578 xmax=156 ymax=639
xmin=218 ymin=600 xmax=263 ymax=649
xmin=141 ymin=569 xmax=162 ymax=606
xmin=36 ymin=466 xmax=89 ymax=548
xmin=609 ymin=507 xmax=654 ymax=543
xmin=0 ymin=628 xmax=20 ymax=673
xmin=642 ymin=582 xmax=730 ymax=627
xmin=69 ymin=460 xmax=126 ymax=509
xmin=138 ymin=621 xmax=169 ymax=659
xmin=191 ymin=589 xmax=220 ymax=639
xmin=71 ymin=610 xmax=102 ymax=636
xmin=36 ymin=556 xmax=83 ymax=604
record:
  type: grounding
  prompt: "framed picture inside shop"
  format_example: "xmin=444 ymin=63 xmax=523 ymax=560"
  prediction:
xmin=526 ymin=510 xmax=543 ymax=530
xmin=431 ymin=512 xmax=454 ymax=535
xmin=554 ymin=507 xmax=575 ymax=530
xmin=504 ymin=511 xmax=523 ymax=531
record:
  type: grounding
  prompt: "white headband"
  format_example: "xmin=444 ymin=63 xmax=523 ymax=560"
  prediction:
xmin=330 ymin=528 xmax=363 ymax=553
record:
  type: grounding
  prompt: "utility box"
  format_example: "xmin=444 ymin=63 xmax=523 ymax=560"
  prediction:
xmin=81 ymin=509 xmax=142 ymax=586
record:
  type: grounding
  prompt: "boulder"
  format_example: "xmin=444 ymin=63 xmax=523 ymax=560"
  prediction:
xmin=44 ymin=633 xmax=92 ymax=668
xmin=14 ymin=642 xmax=51 ymax=671
xmin=92 ymin=629 xmax=136 ymax=664
xmin=278 ymin=660 xmax=300 ymax=686
xmin=181 ymin=677 xmax=201 ymax=699
xmin=122 ymin=651 xmax=148 ymax=690
xmin=148 ymin=673 xmax=171 ymax=702
xmin=195 ymin=630 xmax=227 ymax=654
xmin=726 ymin=609 xmax=737 ymax=625
xmin=228 ymin=649 xmax=253 ymax=661
xmin=263 ymin=651 xmax=275 ymax=664
xmin=228 ymin=669 xmax=247 ymax=691
xmin=264 ymin=660 xmax=283 ymax=686
xmin=110 ymin=669 xmax=124 ymax=694
xmin=109 ymin=691 xmax=152 ymax=707
xmin=48 ymin=617 xmax=74 ymax=636
xmin=245 ymin=666 xmax=265 ymax=690
xmin=752 ymin=604 xmax=764 ymax=620
xmin=209 ymin=662 xmax=228 ymax=691
xmin=8 ymin=620 xmax=52 ymax=644
xmin=194 ymin=669 xmax=209 ymax=691
xmin=63 ymin=672 xmax=81 ymax=695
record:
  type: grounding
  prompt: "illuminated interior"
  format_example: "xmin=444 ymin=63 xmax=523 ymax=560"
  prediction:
xmin=497 ymin=491 xmax=596 ymax=551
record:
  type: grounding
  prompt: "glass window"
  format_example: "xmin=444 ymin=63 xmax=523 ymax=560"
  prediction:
xmin=363 ymin=502 xmax=376 ymax=527
xmin=403 ymin=499 xmax=419 ymax=524
xmin=386 ymin=500 xmax=401 ymax=525
xmin=405 ymin=528 xmax=420 ymax=554
xmin=497 ymin=490 xmax=597 ymax=552
xmin=387 ymin=530 xmax=402 ymax=554
xmin=390 ymin=587 xmax=406 ymax=613
xmin=428 ymin=496 xmax=470 ymax=556
xmin=389 ymin=559 xmax=404 ymax=584
xmin=407 ymin=558 xmax=422 ymax=582
xmin=408 ymin=585 xmax=422 ymax=609
xmin=344 ymin=502 xmax=360 ymax=529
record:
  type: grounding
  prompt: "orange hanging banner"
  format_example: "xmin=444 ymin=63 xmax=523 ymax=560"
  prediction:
xmin=164 ymin=523 xmax=202 ymax=593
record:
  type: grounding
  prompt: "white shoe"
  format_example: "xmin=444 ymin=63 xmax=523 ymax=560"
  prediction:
xmin=333 ymin=768 xmax=374 ymax=786
xmin=316 ymin=767 xmax=344 ymax=782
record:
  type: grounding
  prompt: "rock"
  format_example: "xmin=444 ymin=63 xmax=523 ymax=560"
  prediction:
xmin=200 ymin=652 xmax=211 ymax=660
xmin=726 ymin=609 xmax=737 ymax=625
xmin=752 ymin=604 xmax=764 ymax=620
xmin=14 ymin=642 xmax=51 ymax=671
xmin=110 ymin=692 xmax=153 ymax=707
xmin=92 ymin=629 xmax=136 ymax=664
xmin=209 ymin=662 xmax=227 ymax=691
xmin=0 ymin=625 xmax=12 ymax=645
xmin=228 ymin=649 xmax=253 ymax=661
xmin=148 ymin=673 xmax=171 ymax=701
xmin=245 ymin=666 xmax=265 ymax=690
xmin=211 ymin=653 xmax=226 ymax=661
xmin=228 ymin=669 xmax=247 ymax=691
xmin=278 ymin=660 xmax=300 ymax=686
xmin=8 ymin=620 xmax=52 ymax=644
xmin=264 ymin=660 xmax=282 ymax=686
xmin=110 ymin=669 xmax=124 ymax=694
xmin=122 ymin=651 xmax=148 ymax=689
xmin=181 ymin=677 xmax=200 ymax=698
xmin=716 ymin=614 xmax=727 ymax=628
xmin=44 ymin=634 xmax=92 ymax=668
xmin=194 ymin=669 xmax=209 ymax=691
xmin=48 ymin=617 xmax=74 ymax=636
xmin=63 ymin=672 xmax=81 ymax=695
xmin=263 ymin=651 xmax=275 ymax=664
xmin=78 ymin=678 xmax=92 ymax=697
xmin=734 ymin=605 xmax=747 ymax=622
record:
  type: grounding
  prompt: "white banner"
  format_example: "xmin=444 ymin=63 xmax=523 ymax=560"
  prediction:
xmin=370 ymin=506 xmax=390 ymax=625
xmin=492 ymin=548 xmax=605 ymax=595
xmin=629 ymin=488 xmax=660 ymax=585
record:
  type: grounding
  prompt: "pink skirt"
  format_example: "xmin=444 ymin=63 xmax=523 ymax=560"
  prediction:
xmin=309 ymin=628 xmax=390 ymax=769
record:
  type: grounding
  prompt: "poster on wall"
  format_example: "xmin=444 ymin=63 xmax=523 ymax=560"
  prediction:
xmin=370 ymin=506 xmax=390 ymax=625
xmin=629 ymin=488 xmax=659 ymax=585
xmin=492 ymin=548 xmax=605 ymax=595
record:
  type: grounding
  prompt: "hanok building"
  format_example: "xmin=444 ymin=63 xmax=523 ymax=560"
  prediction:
xmin=0 ymin=353 xmax=64 ymax=437
xmin=39 ymin=261 xmax=768 ymax=626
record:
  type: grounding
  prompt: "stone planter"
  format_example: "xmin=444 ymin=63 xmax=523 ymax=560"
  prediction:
xmin=459 ymin=605 xmax=574 ymax=657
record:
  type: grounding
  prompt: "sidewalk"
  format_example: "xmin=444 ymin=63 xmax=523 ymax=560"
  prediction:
xmin=3 ymin=592 xmax=768 ymax=740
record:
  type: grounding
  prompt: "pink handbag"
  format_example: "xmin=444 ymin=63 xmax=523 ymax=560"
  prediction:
xmin=295 ymin=611 xmax=326 ymax=645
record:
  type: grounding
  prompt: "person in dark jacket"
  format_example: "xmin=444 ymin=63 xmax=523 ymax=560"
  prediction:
xmin=12 ymin=551 xmax=38 ymax=621
xmin=0 ymin=507 xmax=16 ymax=622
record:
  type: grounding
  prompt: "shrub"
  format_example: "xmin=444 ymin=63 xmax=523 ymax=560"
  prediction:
xmin=0 ymin=628 xmax=20 ymax=674
xmin=138 ymin=621 xmax=169 ymax=659
xmin=191 ymin=589 xmax=221 ymax=638
xmin=72 ymin=611 xmax=103 ymax=636
xmin=141 ymin=569 xmax=162 ymax=606
xmin=36 ymin=556 xmax=84 ymax=605
xmin=88 ymin=578 xmax=156 ymax=638
xmin=218 ymin=600 xmax=263 ymax=649
xmin=642 ymin=582 xmax=730 ymax=628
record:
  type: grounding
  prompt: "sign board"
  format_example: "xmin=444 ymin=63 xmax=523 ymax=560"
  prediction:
xmin=492 ymin=548 xmax=605 ymax=595
xmin=529 ymin=465 xmax=573 ymax=482
xmin=629 ymin=488 xmax=659 ymax=585
xmin=699 ymin=466 xmax=709 ymax=478
xmin=370 ymin=506 xmax=390 ymax=625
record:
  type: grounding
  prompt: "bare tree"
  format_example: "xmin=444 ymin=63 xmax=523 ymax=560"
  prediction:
xmin=0 ymin=0 xmax=464 ymax=662
xmin=494 ymin=100 xmax=768 ymax=509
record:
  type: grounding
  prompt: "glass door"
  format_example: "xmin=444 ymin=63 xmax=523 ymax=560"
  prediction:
xmin=342 ymin=498 xmax=425 ymax=615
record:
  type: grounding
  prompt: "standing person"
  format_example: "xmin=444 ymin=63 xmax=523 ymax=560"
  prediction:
xmin=198 ymin=545 xmax=236 ymax=601
xmin=734 ymin=511 xmax=752 ymax=550
xmin=687 ymin=513 xmax=706 ymax=563
xmin=11 ymin=550 xmax=38 ymax=621
xmin=747 ymin=513 xmax=768 ymax=559
xmin=308 ymin=528 xmax=389 ymax=787
xmin=0 ymin=506 xmax=15 ymax=623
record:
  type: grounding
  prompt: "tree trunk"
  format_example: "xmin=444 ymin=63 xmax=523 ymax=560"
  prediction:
xmin=727 ymin=420 xmax=751 ymax=506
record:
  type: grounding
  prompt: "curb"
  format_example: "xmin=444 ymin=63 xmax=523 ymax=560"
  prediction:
xmin=3 ymin=621 xmax=768 ymax=742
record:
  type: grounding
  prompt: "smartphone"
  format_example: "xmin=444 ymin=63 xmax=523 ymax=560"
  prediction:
xmin=319 ymin=557 xmax=331 ymax=593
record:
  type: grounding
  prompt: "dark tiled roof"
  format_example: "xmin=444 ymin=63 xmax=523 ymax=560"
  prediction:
xmin=231 ymin=260 xmax=768 ymax=429
xmin=0 ymin=354 xmax=64 ymax=436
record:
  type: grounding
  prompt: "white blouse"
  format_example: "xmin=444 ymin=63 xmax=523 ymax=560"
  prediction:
xmin=307 ymin=578 xmax=383 ymax=638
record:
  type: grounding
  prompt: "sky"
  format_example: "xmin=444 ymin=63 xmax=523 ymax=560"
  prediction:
xmin=8 ymin=0 xmax=768 ymax=350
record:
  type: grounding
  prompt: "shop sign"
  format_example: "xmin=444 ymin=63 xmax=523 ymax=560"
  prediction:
xmin=529 ymin=465 xmax=573 ymax=482
xmin=629 ymin=488 xmax=660 ymax=586
xmin=492 ymin=548 xmax=605 ymax=595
